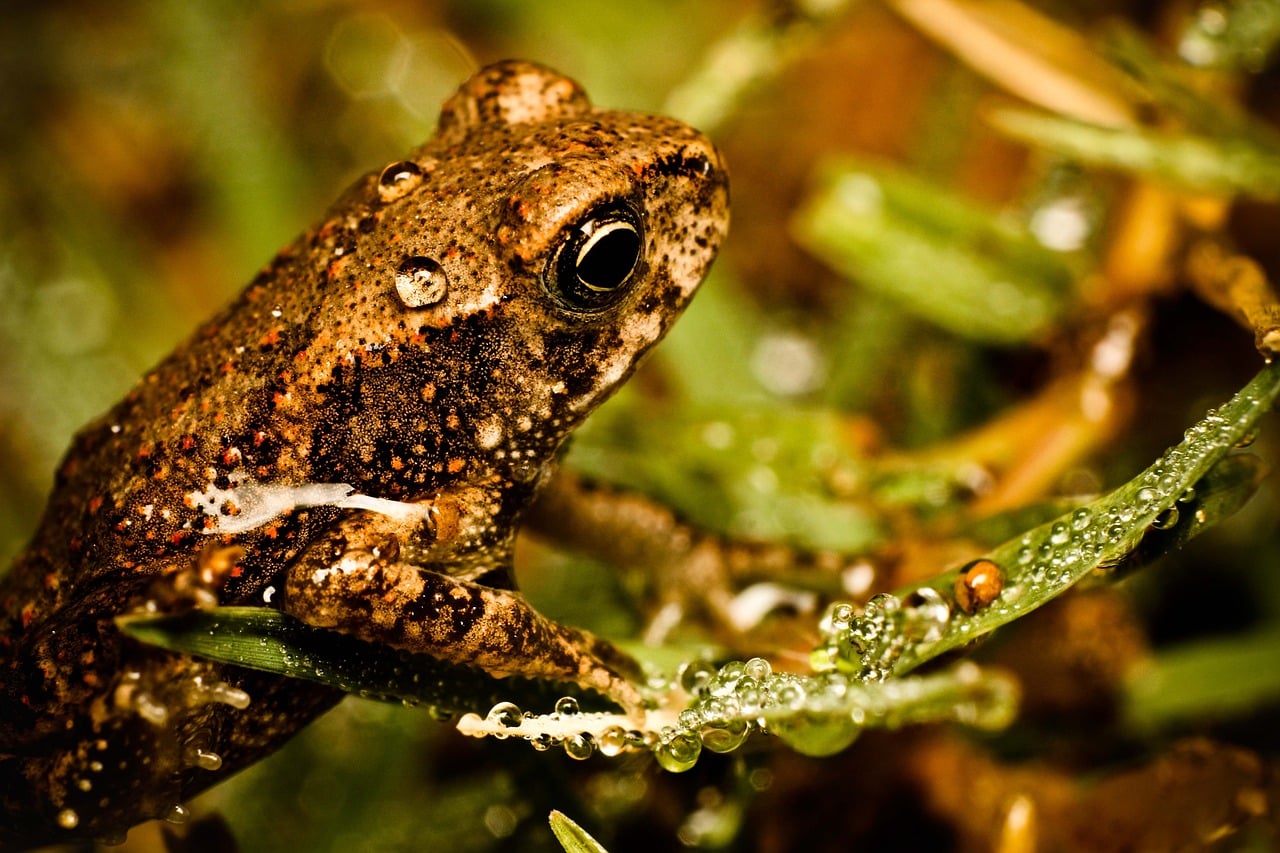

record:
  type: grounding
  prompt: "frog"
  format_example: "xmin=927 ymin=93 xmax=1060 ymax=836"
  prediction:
xmin=0 ymin=59 xmax=729 ymax=847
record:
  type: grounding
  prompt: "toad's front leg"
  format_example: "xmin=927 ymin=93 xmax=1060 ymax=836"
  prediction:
xmin=281 ymin=511 xmax=644 ymax=711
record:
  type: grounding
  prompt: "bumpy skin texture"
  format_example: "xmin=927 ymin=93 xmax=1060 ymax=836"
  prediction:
xmin=0 ymin=60 xmax=728 ymax=846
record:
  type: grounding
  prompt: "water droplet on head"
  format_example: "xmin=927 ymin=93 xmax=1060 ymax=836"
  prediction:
xmin=376 ymin=160 xmax=424 ymax=203
xmin=954 ymin=558 xmax=1004 ymax=614
xmin=394 ymin=256 xmax=448 ymax=308
xmin=185 ymin=748 xmax=223 ymax=772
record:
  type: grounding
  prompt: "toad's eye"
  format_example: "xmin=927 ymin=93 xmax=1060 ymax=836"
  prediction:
xmin=545 ymin=203 xmax=643 ymax=313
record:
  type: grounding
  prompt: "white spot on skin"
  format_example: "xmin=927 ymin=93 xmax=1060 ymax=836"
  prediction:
xmin=187 ymin=469 xmax=431 ymax=534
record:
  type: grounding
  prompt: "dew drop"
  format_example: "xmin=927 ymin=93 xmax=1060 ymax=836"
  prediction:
xmin=677 ymin=660 xmax=716 ymax=695
xmin=1071 ymin=508 xmax=1092 ymax=531
xmin=743 ymin=657 xmax=772 ymax=681
xmin=1150 ymin=506 xmax=1180 ymax=530
xmin=554 ymin=696 xmax=580 ymax=717
xmin=770 ymin=715 xmax=860 ymax=757
xmin=394 ymin=256 xmax=448 ymax=308
xmin=775 ymin=679 xmax=808 ymax=709
xmin=1049 ymin=522 xmax=1069 ymax=546
xmin=1235 ymin=430 xmax=1258 ymax=448
xmin=655 ymin=731 xmax=702 ymax=772
xmin=485 ymin=701 xmax=523 ymax=729
xmin=1178 ymin=486 xmax=1197 ymax=503
xmin=57 ymin=808 xmax=79 ymax=829
xmin=164 ymin=803 xmax=189 ymax=825
xmin=700 ymin=719 xmax=750 ymax=754
xmin=907 ymin=587 xmax=951 ymax=642
xmin=598 ymin=726 xmax=630 ymax=757
xmin=954 ymin=558 xmax=1004 ymax=614
xmin=376 ymin=160 xmax=424 ymax=203
xmin=563 ymin=733 xmax=595 ymax=760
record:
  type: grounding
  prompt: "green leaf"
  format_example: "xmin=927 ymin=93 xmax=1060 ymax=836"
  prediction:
xmin=990 ymin=108 xmax=1280 ymax=199
xmin=549 ymin=810 xmax=611 ymax=853
xmin=794 ymin=160 xmax=1074 ymax=343
xmin=117 ymin=607 xmax=615 ymax=714
xmin=1125 ymin=629 xmax=1280 ymax=731
xmin=887 ymin=361 xmax=1280 ymax=674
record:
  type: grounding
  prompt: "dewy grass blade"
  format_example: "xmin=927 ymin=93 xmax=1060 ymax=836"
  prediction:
xmin=117 ymin=606 xmax=616 ymax=714
xmin=887 ymin=360 xmax=1280 ymax=674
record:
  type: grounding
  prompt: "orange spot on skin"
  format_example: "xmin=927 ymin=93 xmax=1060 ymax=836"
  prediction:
xmin=259 ymin=326 xmax=283 ymax=347
xmin=88 ymin=496 xmax=104 ymax=514
xmin=447 ymin=458 xmax=465 ymax=474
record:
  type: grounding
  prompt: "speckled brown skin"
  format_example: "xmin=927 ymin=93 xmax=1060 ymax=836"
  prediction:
xmin=0 ymin=60 xmax=728 ymax=847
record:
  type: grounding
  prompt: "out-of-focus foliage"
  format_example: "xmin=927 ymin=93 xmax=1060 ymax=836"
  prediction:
xmin=6 ymin=1 xmax=1280 ymax=851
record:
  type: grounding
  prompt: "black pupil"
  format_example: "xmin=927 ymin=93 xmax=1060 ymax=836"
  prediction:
xmin=576 ymin=221 xmax=640 ymax=292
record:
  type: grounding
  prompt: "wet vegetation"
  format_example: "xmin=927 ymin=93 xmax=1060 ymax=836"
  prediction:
xmin=5 ymin=1 xmax=1280 ymax=850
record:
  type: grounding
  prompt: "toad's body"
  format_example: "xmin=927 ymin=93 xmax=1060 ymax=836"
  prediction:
xmin=0 ymin=61 xmax=728 ymax=845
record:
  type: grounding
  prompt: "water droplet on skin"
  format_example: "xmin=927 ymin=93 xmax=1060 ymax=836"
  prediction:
xmin=554 ymin=696 xmax=580 ymax=716
xmin=164 ymin=803 xmax=189 ymax=824
xmin=394 ymin=256 xmax=449 ymax=308
xmin=954 ymin=559 xmax=1004 ymax=614
xmin=376 ymin=160 xmax=424 ymax=202
xmin=1150 ymin=506 xmax=1180 ymax=530
xmin=186 ymin=748 xmax=223 ymax=772
xmin=57 ymin=808 xmax=79 ymax=829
